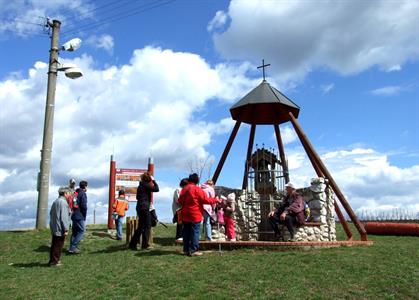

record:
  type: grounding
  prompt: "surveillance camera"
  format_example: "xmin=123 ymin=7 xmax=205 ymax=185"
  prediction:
xmin=61 ymin=38 xmax=82 ymax=52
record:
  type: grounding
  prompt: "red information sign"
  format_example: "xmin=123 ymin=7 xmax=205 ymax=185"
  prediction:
xmin=115 ymin=168 xmax=147 ymax=202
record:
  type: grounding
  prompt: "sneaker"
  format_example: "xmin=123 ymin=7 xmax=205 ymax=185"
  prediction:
xmin=176 ymin=238 xmax=183 ymax=241
xmin=49 ymin=262 xmax=62 ymax=267
xmin=288 ymin=237 xmax=296 ymax=242
xmin=191 ymin=251 xmax=203 ymax=256
xmin=142 ymin=246 xmax=153 ymax=250
xmin=68 ymin=248 xmax=81 ymax=254
xmin=230 ymin=238 xmax=236 ymax=242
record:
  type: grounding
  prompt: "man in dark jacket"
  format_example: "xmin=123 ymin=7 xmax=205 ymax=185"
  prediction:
xmin=69 ymin=180 xmax=88 ymax=254
xmin=268 ymin=182 xmax=305 ymax=241
xmin=129 ymin=172 xmax=159 ymax=250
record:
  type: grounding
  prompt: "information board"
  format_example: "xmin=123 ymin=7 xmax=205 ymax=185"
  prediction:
xmin=115 ymin=168 xmax=147 ymax=202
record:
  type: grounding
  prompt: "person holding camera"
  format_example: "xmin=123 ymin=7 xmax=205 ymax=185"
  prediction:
xmin=129 ymin=172 xmax=159 ymax=250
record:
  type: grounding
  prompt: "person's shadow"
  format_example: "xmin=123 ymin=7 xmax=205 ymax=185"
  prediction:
xmin=11 ymin=262 xmax=49 ymax=268
xmin=33 ymin=245 xmax=50 ymax=253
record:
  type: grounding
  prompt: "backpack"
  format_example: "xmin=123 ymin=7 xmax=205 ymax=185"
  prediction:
xmin=304 ymin=202 xmax=311 ymax=221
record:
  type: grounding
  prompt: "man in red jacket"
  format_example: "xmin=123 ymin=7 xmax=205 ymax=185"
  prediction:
xmin=178 ymin=173 xmax=219 ymax=256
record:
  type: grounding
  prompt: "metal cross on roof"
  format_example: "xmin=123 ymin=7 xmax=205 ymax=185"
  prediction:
xmin=257 ymin=59 xmax=271 ymax=81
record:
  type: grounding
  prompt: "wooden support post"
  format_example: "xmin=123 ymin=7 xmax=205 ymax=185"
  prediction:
xmin=274 ymin=124 xmax=290 ymax=183
xmin=289 ymin=121 xmax=353 ymax=240
xmin=288 ymin=112 xmax=367 ymax=241
xmin=212 ymin=121 xmax=241 ymax=184
xmin=242 ymin=124 xmax=256 ymax=190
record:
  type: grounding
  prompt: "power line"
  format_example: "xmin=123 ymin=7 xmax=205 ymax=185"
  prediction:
xmin=61 ymin=0 xmax=176 ymax=38
xmin=60 ymin=0 xmax=134 ymax=31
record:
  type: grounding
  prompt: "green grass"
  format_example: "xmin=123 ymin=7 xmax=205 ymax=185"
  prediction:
xmin=0 ymin=224 xmax=418 ymax=299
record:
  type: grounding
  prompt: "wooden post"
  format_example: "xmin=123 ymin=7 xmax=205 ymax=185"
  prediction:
xmin=289 ymin=112 xmax=367 ymax=241
xmin=212 ymin=121 xmax=241 ymax=184
xmin=288 ymin=121 xmax=353 ymax=240
xmin=273 ymin=124 xmax=290 ymax=183
xmin=242 ymin=124 xmax=256 ymax=189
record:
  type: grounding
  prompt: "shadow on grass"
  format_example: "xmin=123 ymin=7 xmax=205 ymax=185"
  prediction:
xmin=33 ymin=245 xmax=50 ymax=252
xmin=88 ymin=244 xmax=128 ymax=254
xmin=11 ymin=262 xmax=49 ymax=268
xmin=153 ymin=237 xmax=177 ymax=246
xmin=135 ymin=249 xmax=180 ymax=257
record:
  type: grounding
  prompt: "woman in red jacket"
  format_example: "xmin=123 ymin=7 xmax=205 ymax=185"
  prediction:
xmin=178 ymin=173 xmax=219 ymax=256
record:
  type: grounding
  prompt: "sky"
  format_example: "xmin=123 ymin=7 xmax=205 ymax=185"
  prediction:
xmin=0 ymin=0 xmax=418 ymax=230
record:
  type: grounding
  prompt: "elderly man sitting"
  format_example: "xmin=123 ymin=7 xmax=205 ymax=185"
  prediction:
xmin=268 ymin=182 xmax=305 ymax=241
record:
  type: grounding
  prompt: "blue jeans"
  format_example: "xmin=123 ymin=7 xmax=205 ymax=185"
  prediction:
xmin=182 ymin=222 xmax=201 ymax=255
xmin=203 ymin=212 xmax=212 ymax=241
xmin=70 ymin=219 xmax=85 ymax=251
xmin=115 ymin=216 xmax=124 ymax=240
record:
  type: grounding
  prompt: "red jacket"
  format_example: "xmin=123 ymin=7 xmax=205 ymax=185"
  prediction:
xmin=178 ymin=183 xmax=217 ymax=223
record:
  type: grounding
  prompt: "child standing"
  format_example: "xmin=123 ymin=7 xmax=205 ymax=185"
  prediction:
xmin=224 ymin=193 xmax=236 ymax=241
xmin=113 ymin=190 xmax=129 ymax=240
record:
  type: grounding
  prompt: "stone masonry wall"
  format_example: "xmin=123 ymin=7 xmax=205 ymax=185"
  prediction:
xmin=213 ymin=177 xmax=336 ymax=242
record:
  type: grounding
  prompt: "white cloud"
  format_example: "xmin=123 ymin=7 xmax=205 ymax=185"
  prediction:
xmin=320 ymin=83 xmax=334 ymax=94
xmin=0 ymin=0 xmax=94 ymax=37
xmin=210 ymin=0 xmax=419 ymax=83
xmin=207 ymin=10 xmax=228 ymax=31
xmin=370 ymin=85 xmax=403 ymax=96
xmin=0 ymin=46 xmax=256 ymax=229
xmin=85 ymin=34 xmax=114 ymax=54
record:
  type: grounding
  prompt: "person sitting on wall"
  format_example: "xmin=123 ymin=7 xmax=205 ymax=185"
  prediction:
xmin=268 ymin=182 xmax=305 ymax=242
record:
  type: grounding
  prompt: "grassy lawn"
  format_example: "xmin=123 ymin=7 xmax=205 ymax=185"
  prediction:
xmin=0 ymin=224 xmax=418 ymax=299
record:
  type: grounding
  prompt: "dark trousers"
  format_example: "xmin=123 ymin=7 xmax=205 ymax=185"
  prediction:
xmin=268 ymin=212 xmax=297 ymax=238
xmin=176 ymin=223 xmax=183 ymax=239
xmin=182 ymin=222 xmax=201 ymax=255
xmin=129 ymin=209 xmax=151 ymax=249
xmin=49 ymin=235 xmax=65 ymax=265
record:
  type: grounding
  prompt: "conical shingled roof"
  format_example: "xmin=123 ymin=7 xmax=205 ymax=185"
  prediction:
xmin=230 ymin=80 xmax=300 ymax=124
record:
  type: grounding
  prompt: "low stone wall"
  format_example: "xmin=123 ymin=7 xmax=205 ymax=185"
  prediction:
xmin=214 ymin=177 xmax=336 ymax=242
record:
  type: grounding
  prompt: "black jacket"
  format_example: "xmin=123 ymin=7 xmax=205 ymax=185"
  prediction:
xmin=136 ymin=180 xmax=159 ymax=211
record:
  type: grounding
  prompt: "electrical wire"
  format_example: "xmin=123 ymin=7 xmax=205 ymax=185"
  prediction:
xmin=61 ymin=0 xmax=176 ymax=38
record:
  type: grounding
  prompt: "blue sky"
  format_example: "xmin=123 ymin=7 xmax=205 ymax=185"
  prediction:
xmin=0 ymin=0 xmax=418 ymax=230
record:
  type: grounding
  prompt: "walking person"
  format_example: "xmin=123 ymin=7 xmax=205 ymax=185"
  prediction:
xmin=48 ymin=187 xmax=72 ymax=266
xmin=178 ymin=173 xmax=219 ymax=256
xmin=129 ymin=172 xmax=159 ymax=250
xmin=172 ymin=178 xmax=188 ymax=241
xmin=113 ymin=190 xmax=129 ymax=240
xmin=69 ymin=180 xmax=88 ymax=254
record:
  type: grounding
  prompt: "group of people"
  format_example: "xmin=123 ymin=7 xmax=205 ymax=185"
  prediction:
xmin=48 ymin=179 xmax=88 ymax=267
xmin=48 ymin=172 xmax=305 ymax=265
xmin=171 ymin=173 xmax=237 ymax=256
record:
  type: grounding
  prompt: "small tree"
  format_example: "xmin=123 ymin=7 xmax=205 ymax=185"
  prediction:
xmin=186 ymin=155 xmax=214 ymax=182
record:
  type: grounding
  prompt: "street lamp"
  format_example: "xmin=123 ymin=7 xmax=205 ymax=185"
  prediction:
xmin=36 ymin=19 xmax=83 ymax=229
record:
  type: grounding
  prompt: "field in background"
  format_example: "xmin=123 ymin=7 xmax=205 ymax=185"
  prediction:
xmin=0 ymin=224 xmax=417 ymax=299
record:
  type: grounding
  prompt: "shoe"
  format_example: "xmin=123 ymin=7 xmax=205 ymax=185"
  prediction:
xmin=128 ymin=245 xmax=137 ymax=251
xmin=49 ymin=262 xmax=62 ymax=267
xmin=191 ymin=251 xmax=203 ymax=256
xmin=230 ymin=238 xmax=236 ymax=242
xmin=176 ymin=238 xmax=183 ymax=241
xmin=142 ymin=246 xmax=153 ymax=250
xmin=68 ymin=248 xmax=81 ymax=254
xmin=288 ymin=237 xmax=296 ymax=242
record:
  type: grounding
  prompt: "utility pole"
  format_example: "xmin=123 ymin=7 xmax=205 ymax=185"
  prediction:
xmin=36 ymin=19 xmax=61 ymax=229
